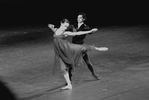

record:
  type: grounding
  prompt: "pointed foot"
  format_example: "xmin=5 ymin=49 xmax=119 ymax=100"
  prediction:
xmin=96 ymin=47 xmax=108 ymax=51
xmin=92 ymin=74 xmax=101 ymax=80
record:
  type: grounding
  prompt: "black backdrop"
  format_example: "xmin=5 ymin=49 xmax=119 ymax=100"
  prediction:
xmin=0 ymin=0 xmax=148 ymax=28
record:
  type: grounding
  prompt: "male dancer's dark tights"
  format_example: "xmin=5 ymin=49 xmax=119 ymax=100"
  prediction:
xmin=68 ymin=53 xmax=95 ymax=81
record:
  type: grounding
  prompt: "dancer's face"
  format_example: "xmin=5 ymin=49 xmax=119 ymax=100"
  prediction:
xmin=77 ymin=15 xmax=84 ymax=23
xmin=61 ymin=22 xmax=69 ymax=30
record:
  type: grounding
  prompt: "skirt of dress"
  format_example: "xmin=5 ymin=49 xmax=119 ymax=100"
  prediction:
xmin=52 ymin=37 xmax=95 ymax=77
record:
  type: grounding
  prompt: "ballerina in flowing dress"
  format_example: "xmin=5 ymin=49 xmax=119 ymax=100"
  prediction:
xmin=48 ymin=19 xmax=108 ymax=90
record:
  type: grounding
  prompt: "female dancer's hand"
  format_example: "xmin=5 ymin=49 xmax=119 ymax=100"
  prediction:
xmin=48 ymin=24 xmax=57 ymax=32
xmin=48 ymin=24 xmax=55 ymax=28
xmin=91 ymin=28 xmax=98 ymax=33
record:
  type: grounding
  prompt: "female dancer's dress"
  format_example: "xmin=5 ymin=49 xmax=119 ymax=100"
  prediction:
xmin=52 ymin=32 xmax=95 ymax=76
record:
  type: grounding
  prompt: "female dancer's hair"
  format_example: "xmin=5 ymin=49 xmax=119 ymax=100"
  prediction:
xmin=61 ymin=19 xmax=70 ymax=24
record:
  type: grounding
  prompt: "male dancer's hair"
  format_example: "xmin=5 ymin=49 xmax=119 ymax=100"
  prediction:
xmin=78 ymin=12 xmax=87 ymax=21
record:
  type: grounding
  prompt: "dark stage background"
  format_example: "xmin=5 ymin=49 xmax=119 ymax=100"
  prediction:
xmin=0 ymin=0 xmax=148 ymax=28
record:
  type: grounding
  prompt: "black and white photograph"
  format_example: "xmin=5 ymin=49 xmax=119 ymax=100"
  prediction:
xmin=0 ymin=0 xmax=149 ymax=100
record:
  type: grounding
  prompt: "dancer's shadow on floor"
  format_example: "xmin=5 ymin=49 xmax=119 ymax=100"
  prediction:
xmin=21 ymin=84 xmax=65 ymax=100
xmin=72 ymin=78 xmax=100 ymax=87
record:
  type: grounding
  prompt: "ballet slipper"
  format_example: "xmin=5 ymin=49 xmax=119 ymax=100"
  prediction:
xmin=61 ymin=85 xmax=72 ymax=90
xmin=62 ymin=72 xmax=72 ymax=90
xmin=96 ymin=47 xmax=108 ymax=51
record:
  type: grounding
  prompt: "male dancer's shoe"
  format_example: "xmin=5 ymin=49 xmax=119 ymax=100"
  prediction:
xmin=92 ymin=74 xmax=101 ymax=80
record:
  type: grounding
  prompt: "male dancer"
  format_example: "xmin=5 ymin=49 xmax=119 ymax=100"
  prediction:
xmin=69 ymin=12 xmax=100 ymax=80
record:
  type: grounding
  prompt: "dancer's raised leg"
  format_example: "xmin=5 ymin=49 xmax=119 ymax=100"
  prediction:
xmin=95 ymin=47 xmax=108 ymax=51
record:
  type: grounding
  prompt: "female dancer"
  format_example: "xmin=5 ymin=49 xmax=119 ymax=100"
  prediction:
xmin=48 ymin=19 xmax=108 ymax=90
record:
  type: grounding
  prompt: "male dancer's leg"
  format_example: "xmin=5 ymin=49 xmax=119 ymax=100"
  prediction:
xmin=68 ymin=65 xmax=73 ymax=81
xmin=83 ymin=53 xmax=101 ymax=80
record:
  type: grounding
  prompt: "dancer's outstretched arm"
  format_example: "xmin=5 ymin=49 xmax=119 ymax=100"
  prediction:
xmin=64 ymin=28 xmax=98 ymax=36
